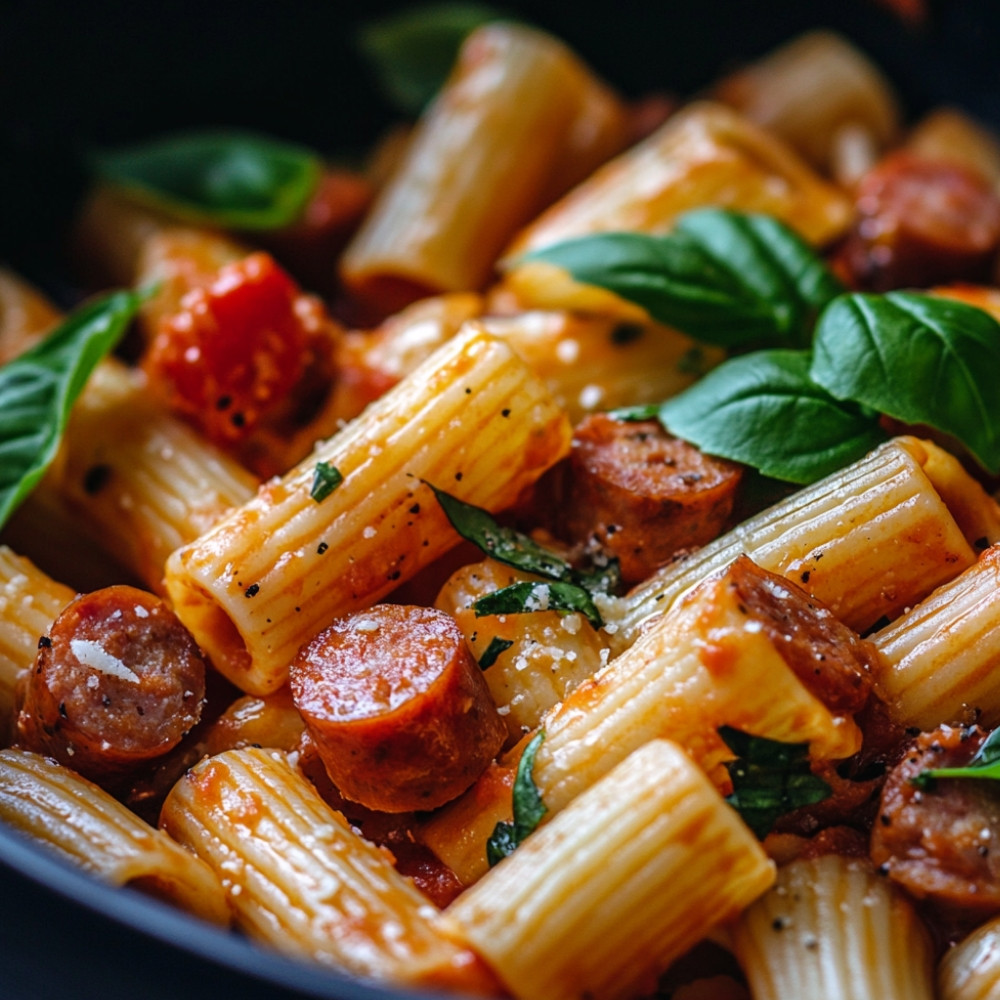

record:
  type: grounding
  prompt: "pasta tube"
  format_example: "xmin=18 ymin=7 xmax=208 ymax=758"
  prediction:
xmin=53 ymin=359 xmax=258 ymax=592
xmin=0 ymin=268 xmax=61 ymax=363
xmin=165 ymin=324 xmax=572 ymax=695
xmin=732 ymin=854 xmax=935 ymax=1000
xmin=500 ymin=102 xmax=852 ymax=317
xmin=340 ymin=22 xmax=627 ymax=310
xmin=531 ymin=555 xmax=866 ymax=816
xmin=939 ymin=914 xmax=1000 ymax=1000
xmin=607 ymin=436 xmax=991 ymax=656
xmin=160 ymin=747 xmax=498 ymax=992
xmin=713 ymin=31 xmax=900 ymax=170
xmin=871 ymin=544 xmax=1000 ymax=728
xmin=0 ymin=747 xmax=230 ymax=926
xmin=442 ymin=738 xmax=775 ymax=1000
xmin=0 ymin=546 xmax=75 ymax=740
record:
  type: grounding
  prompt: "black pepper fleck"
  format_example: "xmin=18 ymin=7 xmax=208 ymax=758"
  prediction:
xmin=83 ymin=464 xmax=112 ymax=495
xmin=245 ymin=583 xmax=260 ymax=598
xmin=38 ymin=635 xmax=52 ymax=649
xmin=317 ymin=542 xmax=329 ymax=554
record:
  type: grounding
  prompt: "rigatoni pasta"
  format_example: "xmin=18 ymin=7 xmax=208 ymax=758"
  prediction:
xmin=165 ymin=323 xmax=572 ymax=695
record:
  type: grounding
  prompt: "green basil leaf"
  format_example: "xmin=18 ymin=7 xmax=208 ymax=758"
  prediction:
xmin=487 ymin=730 xmax=547 ymax=866
xmin=310 ymin=461 xmax=344 ymax=503
xmin=94 ymin=130 xmax=323 ymax=230
xmin=657 ymin=350 xmax=887 ymax=483
xmin=911 ymin=728 xmax=1000 ymax=790
xmin=358 ymin=3 xmax=505 ymax=115
xmin=473 ymin=581 xmax=603 ymax=629
xmin=521 ymin=209 xmax=843 ymax=349
xmin=0 ymin=288 xmax=147 ymax=531
xmin=720 ymin=726 xmax=831 ymax=840
xmin=811 ymin=292 xmax=1000 ymax=474
xmin=477 ymin=636 xmax=514 ymax=669
xmin=425 ymin=482 xmax=619 ymax=596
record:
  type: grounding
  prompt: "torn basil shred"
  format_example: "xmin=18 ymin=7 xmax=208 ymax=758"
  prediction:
xmin=486 ymin=730 xmax=548 ymax=866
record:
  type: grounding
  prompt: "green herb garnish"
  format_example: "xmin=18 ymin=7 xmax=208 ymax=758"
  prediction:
xmin=487 ymin=730 xmax=547 ymax=866
xmin=94 ymin=130 xmax=323 ymax=230
xmin=473 ymin=580 xmax=603 ymax=629
xmin=425 ymin=482 xmax=619 ymax=596
xmin=0 ymin=287 xmax=148 ymax=532
xmin=658 ymin=350 xmax=887 ymax=484
xmin=310 ymin=462 xmax=344 ymax=502
xmin=477 ymin=636 xmax=514 ymax=669
xmin=528 ymin=208 xmax=1000 ymax=483
xmin=911 ymin=728 xmax=1000 ymax=790
xmin=522 ymin=208 xmax=843 ymax=350
xmin=357 ymin=3 xmax=505 ymax=115
xmin=720 ymin=726 xmax=831 ymax=840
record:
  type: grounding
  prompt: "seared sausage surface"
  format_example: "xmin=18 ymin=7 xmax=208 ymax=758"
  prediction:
xmin=871 ymin=724 xmax=1000 ymax=921
xmin=16 ymin=584 xmax=206 ymax=785
xmin=290 ymin=604 xmax=506 ymax=813
xmin=561 ymin=414 xmax=743 ymax=585
xmin=838 ymin=152 xmax=1000 ymax=291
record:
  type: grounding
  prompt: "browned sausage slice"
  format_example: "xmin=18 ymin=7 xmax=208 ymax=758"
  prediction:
xmin=16 ymin=585 xmax=206 ymax=786
xmin=839 ymin=152 xmax=1000 ymax=291
xmin=871 ymin=724 xmax=1000 ymax=921
xmin=722 ymin=554 xmax=875 ymax=715
xmin=561 ymin=414 xmax=743 ymax=585
xmin=290 ymin=604 xmax=506 ymax=813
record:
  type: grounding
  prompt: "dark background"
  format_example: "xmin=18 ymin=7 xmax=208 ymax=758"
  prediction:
xmin=1 ymin=2 xmax=999 ymax=998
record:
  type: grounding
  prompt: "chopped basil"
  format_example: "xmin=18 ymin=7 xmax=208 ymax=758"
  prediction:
xmin=657 ymin=350 xmax=887 ymax=484
xmin=0 ymin=287 xmax=148 ymax=532
xmin=310 ymin=462 xmax=344 ymax=502
xmin=811 ymin=292 xmax=1000 ymax=474
xmin=911 ymin=728 xmax=1000 ymax=790
xmin=486 ymin=730 xmax=547 ymax=866
xmin=357 ymin=2 xmax=505 ymax=114
xmin=424 ymin=482 xmax=620 ymax=598
xmin=477 ymin=636 xmax=514 ymax=669
xmin=473 ymin=580 xmax=603 ymax=629
xmin=720 ymin=726 xmax=831 ymax=840
xmin=521 ymin=209 xmax=843 ymax=349
xmin=94 ymin=130 xmax=322 ymax=230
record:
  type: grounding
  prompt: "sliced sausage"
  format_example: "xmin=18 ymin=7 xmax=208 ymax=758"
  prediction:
xmin=16 ymin=585 xmax=206 ymax=786
xmin=838 ymin=152 xmax=1000 ymax=291
xmin=871 ymin=724 xmax=1000 ymax=921
xmin=560 ymin=414 xmax=743 ymax=585
xmin=721 ymin=554 xmax=875 ymax=715
xmin=290 ymin=604 xmax=507 ymax=813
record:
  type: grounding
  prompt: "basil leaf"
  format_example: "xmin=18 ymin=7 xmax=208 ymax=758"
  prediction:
xmin=94 ymin=130 xmax=322 ymax=230
xmin=425 ymin=482 xmax=619 ymax=596
xmin=310 ymin=462 xmax=344 ymax=503
xmin=811 ymin=292 xmax=1000 ymax=474
xmin=473 ymin=581 xmax=603 ymax=629
xmin=521 ymin=209 xmax=843 ymax=349
xmin=358 ymin=3 xmax=505 ymax=115
xmin=477 ymin=636 xmax=514 ymax=669
xmin=720 ymin=726 xmax=831 ymax=840
xmin=0 ymin=288 xmax=147 ymax=531
xmin=487 ymin=730 xmax=547 ymax=866
xmin=911 ymin=728 xmax=1000 ymax=790
xmin=657 ymin=350 xmax=887 ymax=483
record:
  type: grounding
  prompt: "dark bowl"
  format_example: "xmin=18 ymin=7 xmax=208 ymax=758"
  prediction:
xmin=1 ymin=2 xmax=998 ymax=998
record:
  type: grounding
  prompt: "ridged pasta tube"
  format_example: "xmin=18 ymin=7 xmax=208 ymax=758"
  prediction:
xmin=939 ymin=914 xmax=1000 ymax=1000
xmin=0 ymin=546 xmax=75 ymax=741
xmin=341 ymin=22 xmax=627 ymax=309
xmin=607 ymin=436 xmax=992 ymax=656
xmin=160 ymin=747 xmax=498 ymax=993
xmin=871 ymin=544 xmax=1000 ymax=728
xmin=165 ymin=324 xmax=572 ymax=695
xmin=442 ymin=738 xmax=775 ymax=1000
xmin=0 ymin=747 xmax=230 ymax=926
xmin=732 ymin=854 xmax=935 ymax=1000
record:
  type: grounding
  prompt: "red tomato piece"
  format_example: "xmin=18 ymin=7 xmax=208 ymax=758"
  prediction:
xmin=144 ymin=251 xmax=309 ymax=444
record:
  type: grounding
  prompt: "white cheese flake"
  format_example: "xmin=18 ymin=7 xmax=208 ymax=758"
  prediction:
xmin=70 ymin=638 xmax=141 ymax=684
